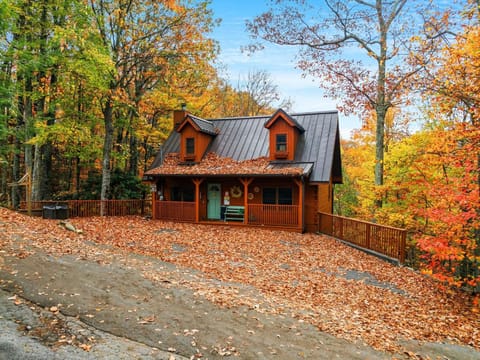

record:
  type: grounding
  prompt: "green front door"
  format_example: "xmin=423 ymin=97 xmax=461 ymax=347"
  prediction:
xmin=207 ymin=183 xmax=221 ymax=219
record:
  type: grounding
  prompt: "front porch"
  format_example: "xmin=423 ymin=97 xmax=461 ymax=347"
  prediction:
xmin=153 ymin=200 xmax=301 ymax=230
xmin=149 ymin=174 xmax=308 ymax=231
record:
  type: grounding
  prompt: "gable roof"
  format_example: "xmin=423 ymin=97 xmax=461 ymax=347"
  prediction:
xmin=176 ymin=114 xmax=217 ymax=135
xmin=264 ymin=108 xmax=305 ymax=133
xmin=148 ymin=110 xmax=342 ymax=183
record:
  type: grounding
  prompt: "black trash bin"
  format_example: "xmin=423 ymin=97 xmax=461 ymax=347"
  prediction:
xmin=42 ymin=203 xmax=69 ymax=219
xmin=42 ymin=205 xmax=56 ymax=219
xmin=55 ymin=204 xmax=69 ymax=219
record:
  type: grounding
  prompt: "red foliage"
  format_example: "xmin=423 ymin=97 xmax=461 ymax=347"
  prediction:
xmin=414 ymin=122 xmax=480 ymax=290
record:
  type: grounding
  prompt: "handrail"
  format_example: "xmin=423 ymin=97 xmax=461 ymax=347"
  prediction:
xmin=317 ymin=212 xmax=406 ymax=263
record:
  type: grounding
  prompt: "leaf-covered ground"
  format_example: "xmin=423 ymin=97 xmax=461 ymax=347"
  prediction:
xmin=0 ymin=208 xmax=478 ymax=354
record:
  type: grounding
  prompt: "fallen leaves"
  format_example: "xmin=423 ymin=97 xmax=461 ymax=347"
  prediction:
xmin=8 ymin=294 xmax=23 ymax=306
xmin=7 ymin=293 xmax=97 ymax=352
xmin=79 ymin=343 xmax=92 ymax=352
xmin=145 ymin=152 xmax=305 ymax=176
xmin=137 ymin=314 xmax=155 ymax=324
xmin=1 ymin=207 xmax=479 ymax=353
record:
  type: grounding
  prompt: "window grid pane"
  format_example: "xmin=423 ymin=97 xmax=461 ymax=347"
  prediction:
xmin=186 ymin=138 xmax=195 ymax=154
xmin=278 ymin=188 xmax=293 ymax=205
xmin=276 ymin=134 xmax=287 ymax=152
xmin=262 ymin=188 xmax=276 ymax=204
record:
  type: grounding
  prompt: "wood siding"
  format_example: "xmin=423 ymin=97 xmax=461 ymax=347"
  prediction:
xmin=305 ymin=185 xmax=319 ymax=232
xmin=178 ymin=123 xmax=213 ymax=162
xmin=267 ymin=118 xmax=299 ymax=161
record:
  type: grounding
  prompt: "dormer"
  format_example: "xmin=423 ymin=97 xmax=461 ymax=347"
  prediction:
xmin=175 ymin=113 xmax=217 ymax=162
xmin=264 ymin=109 xmax=305 ymax=161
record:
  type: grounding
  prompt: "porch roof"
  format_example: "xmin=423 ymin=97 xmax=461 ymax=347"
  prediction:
xmin=145 ymin=152 xmax=313 ymax=178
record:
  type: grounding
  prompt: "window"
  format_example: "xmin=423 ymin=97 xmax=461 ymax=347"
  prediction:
xmin=276 ymin=134 xmax=287 ymax=152
xmin=171 ymin=186 xmax=195 ymax=202
xmin=186 ymin=137 xmax=195 ymax=155
xmin=262 ymin=187 xmax=292 ymax=205
xmin=262 ymin=188 xmax=276 ymax=204
xmin=278 ymin=188 xmax=293 ymax=205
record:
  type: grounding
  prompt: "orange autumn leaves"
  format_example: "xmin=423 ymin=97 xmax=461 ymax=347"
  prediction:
xmin=1 ymin=207 xmax=478 ymax=353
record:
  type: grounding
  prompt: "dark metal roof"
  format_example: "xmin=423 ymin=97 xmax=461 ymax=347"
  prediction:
xmin=149 ymin=110 xmax=342 ymax=183
xmin=188 ymin=115 xmax=217 ymax=135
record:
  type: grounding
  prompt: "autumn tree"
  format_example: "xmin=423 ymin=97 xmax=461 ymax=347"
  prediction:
xmin=88 ymin=0 xmax=218 ymax=201
xmin=0 ymin=0 xmax=109 ymax=205
xmin=411 ymin=3 xmax=480 ymax=291
xmin=0 ymin=0 xmax=11 ymax=202
xmin=336 ymin=107 xmax=409 ymax=222
xmin=2 ymin=0 xmax=67 ymax=203
xmin=247 ymin=0 xmax=448 ymax=207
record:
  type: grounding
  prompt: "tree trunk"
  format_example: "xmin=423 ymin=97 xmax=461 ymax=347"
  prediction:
xmin=31 ymin=144 xmax=42 ymax=201
xmin=374 ymin=4 xmax=389 ymax=208
xmin=101 ymin=99 xmax=114 ymax=203
xmin=75 ymin=157 xmax=81 ymax=194
xmin=11 ymin=137 xmax=21 ymax=209
xmin=129 ymin=133 xmax=138 ymax=176
xmin=23 ymin=77 xmax=34 ymax=204
xmin=31 ymin=0 xmax=49 ymax=201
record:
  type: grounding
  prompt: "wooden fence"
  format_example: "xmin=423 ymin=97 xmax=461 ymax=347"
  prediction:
xmin=19 ymin=200 xmax=150 ymax=218
xmin=317 ymin=212 xmax=406 ymax=263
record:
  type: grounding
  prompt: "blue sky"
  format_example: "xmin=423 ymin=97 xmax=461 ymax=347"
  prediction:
xmin=208 ymin=0 xmax=360 ymax=138
xmin=208 ymin=0 xmax=462 ymax=139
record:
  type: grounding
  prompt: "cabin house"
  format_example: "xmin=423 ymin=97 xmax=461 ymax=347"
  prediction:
xmin=144 ymin=108 xmax=342 ymax=232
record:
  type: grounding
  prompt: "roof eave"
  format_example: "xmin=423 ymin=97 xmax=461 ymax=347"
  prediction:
xmin=143 ymin=172 xmax=307 ymax=178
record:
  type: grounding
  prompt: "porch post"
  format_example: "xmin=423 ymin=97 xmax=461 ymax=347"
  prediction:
xmin=239 ymin=177 xmax=254 ymax=224
xmin=151 ymin=186 xmax=157 ymax=220
xmin=192 ymin=178 xmax=204 ymax=223
xmin=294 ymin=178 xmax=304 ymax=231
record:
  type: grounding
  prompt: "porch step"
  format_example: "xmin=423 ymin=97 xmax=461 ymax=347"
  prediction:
xmin=224 ymin=206 xmax=244 ymax=222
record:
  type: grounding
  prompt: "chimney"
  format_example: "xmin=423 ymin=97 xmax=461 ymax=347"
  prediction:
xmin=173 ymin=103 xmax=187 ymax=130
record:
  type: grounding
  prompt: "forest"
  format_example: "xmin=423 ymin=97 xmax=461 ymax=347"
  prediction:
xmin=0 ymin=0 xmax=478 ymax=295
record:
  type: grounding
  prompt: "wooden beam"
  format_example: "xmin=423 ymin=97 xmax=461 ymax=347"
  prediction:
xmin=239 ymin=178 xmax=254 ymax=224
xmin=152 ymin=187 xmax=157 ymax=220
xmin=294 ymin=178 xmax=304 ymax=232
xmin=192 ymin=178 xmax=204 ymax=223
xmin=26 ymin=168 xmax=32 ymax=216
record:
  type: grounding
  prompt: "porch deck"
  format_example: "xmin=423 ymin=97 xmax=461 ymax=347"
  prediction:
xmin=153 ymin=200 xmax=302 ymax=231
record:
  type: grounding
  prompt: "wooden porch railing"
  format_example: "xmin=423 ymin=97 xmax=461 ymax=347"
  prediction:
xmin=19 ymin=200 xmax=149 ymax=218
xmin=317 ymin=212 xmax=406 ymax=263
xmin=248 ymin=204 xmax=299 ymax=228
xmin=154 ymin=201 xmax=195 ymax=222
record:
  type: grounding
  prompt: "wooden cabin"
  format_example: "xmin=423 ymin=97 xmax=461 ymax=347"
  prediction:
xmin=144 ymin=108 xmax=342 ymax=232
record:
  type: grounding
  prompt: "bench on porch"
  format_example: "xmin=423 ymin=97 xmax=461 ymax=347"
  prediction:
xmin=224 ymin=206 xmax=244 ymax=222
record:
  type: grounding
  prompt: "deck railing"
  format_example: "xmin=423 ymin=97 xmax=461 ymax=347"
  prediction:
xmin=154 ymin=201 xmax=195 ymax=222
xmin=317 ymin=212 xmax=406 ymax=263
xmin=19 ymin=200 xmax=149 ymax=218
xmin=248 ymin=204 xmax=299 ymax=228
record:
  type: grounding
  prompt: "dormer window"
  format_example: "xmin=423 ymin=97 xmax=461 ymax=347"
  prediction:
xmin=276 ymin=134 xmax=287 ymax=152
xmin=185 ymin=137 xmax=195 ymax=160
xmin=265 ymin=109 xmax=305 ymax=161
xmin=176 ymin=113 xmax=217 ymax=162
